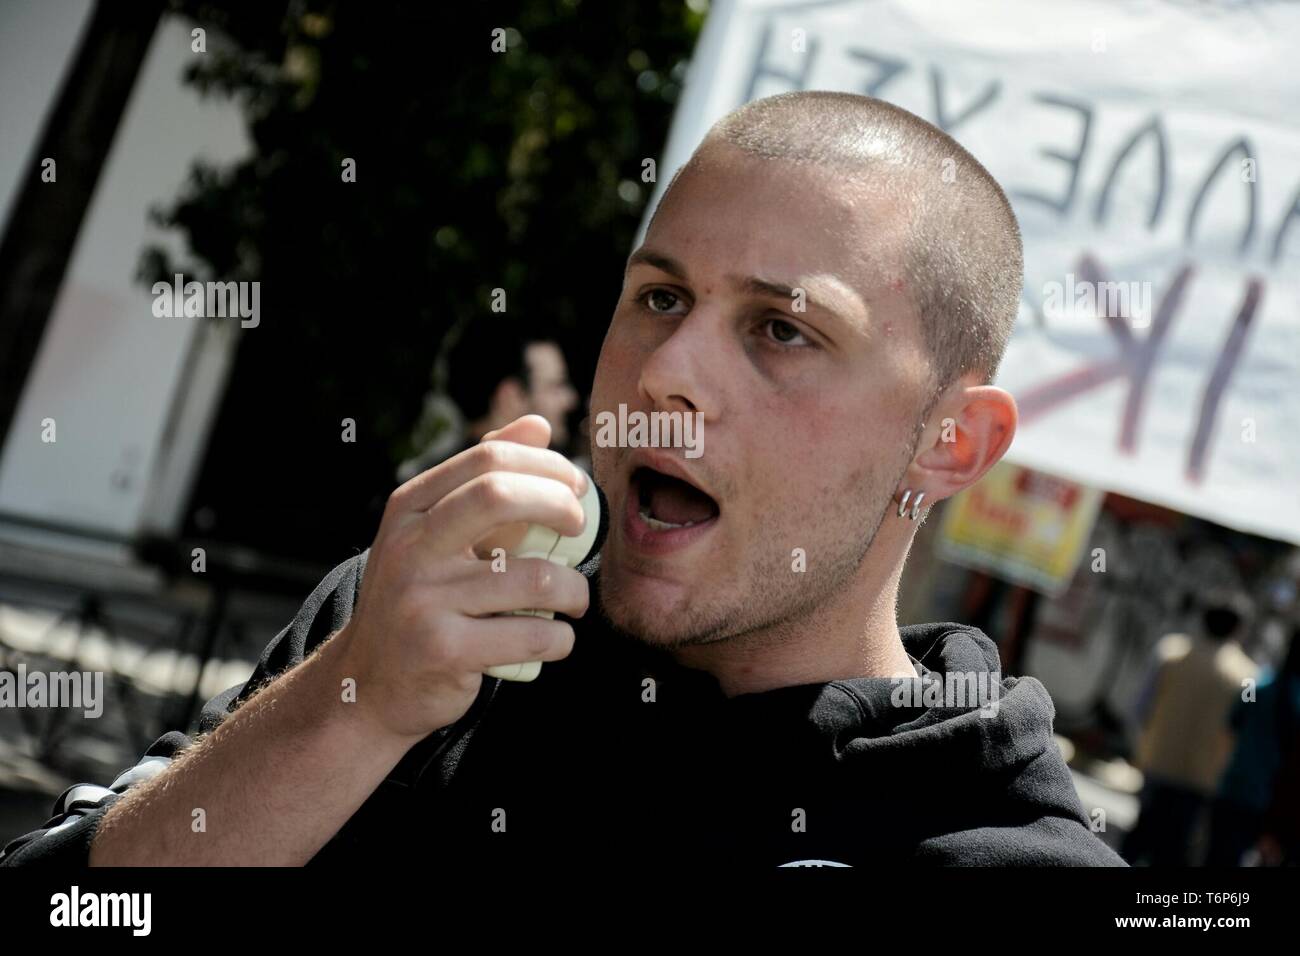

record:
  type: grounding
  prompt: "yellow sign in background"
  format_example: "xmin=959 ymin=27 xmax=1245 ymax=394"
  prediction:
xmin=938 ymin=462 xmax=1104 ymax=596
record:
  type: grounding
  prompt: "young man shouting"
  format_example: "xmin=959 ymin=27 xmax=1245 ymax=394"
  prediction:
xmin=2 ymin=92 xmax=1123 ymax=868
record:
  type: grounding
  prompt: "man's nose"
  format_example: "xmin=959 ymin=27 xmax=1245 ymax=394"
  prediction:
xmin=636 ymin=314 xmax=721 ymax=419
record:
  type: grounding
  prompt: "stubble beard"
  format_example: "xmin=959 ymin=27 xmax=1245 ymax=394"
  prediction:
xmin=595 ymin=459 xmax=905 ymax=653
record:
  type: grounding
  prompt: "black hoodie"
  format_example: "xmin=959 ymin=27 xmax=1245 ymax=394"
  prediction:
xmin=1 ymin=551 xmax=1124 ymax=867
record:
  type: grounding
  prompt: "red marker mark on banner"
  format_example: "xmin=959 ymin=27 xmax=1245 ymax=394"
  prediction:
xmin=1017 ymin=254 xmax=1264 ymax=485
xmin=1186 ymin=277 xmax=1264 ymax=484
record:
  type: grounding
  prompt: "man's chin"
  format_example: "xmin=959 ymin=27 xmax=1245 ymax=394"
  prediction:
xmin=595 ymin=569 xmax=713 ymax=647
xmin=597 ymin=576 xmax=679 ymax=644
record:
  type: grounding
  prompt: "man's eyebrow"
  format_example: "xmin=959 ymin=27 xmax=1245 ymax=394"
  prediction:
xmin=736 ymin=274 xmax=867 ymax=332
xmin=625 ymin=247 xmax=868 ymax=331
xmin=736 ymin=275 xmax=801 ymax=301
xmin=625 ymin=248 xmax=687 ymax=279
xmin=628 ymin=249 xmax=828 ymax=304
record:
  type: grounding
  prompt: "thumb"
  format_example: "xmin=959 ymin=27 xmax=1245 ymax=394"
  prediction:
xmin=482 ymin=414 xmax=552 ymax=450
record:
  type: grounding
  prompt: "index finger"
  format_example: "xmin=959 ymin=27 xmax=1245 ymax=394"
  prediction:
xmin=388 ymin=439 xmax=585 ymax=516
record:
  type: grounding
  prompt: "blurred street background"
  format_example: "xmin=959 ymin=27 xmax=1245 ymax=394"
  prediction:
xmin=1 ymin=0 xmax=1298 ymax=866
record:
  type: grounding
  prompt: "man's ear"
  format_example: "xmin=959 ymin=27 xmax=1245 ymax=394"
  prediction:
xmin=907 ymin=382 xmax=1017 ymax=504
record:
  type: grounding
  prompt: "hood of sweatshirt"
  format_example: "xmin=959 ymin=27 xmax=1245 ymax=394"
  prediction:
xmin=539 ymin=591 xmax=1124 ymax=866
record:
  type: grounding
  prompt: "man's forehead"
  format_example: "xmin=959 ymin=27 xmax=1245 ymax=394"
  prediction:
xmin=638 ymin=152 xmax=912 ymax=303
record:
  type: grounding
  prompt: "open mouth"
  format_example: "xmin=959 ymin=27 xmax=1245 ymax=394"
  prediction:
xmin=630 ymin=466 xmax=720 ymax=531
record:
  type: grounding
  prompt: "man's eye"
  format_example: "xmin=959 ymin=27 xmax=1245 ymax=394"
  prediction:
xmin=639 ymin=288 xmax=686 ymax=314
xmin=765 ymin=318 xmax=810 ymax=347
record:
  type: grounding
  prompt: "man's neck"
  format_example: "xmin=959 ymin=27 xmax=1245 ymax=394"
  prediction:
xmin=669 ymin=562 xmax=916 ymax=698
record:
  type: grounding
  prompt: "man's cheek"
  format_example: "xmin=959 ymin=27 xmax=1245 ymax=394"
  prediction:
xmin=590 ymin=443 xmax=618 ymax=491
xmin=591 ymin=343 xmax=643 ymax=409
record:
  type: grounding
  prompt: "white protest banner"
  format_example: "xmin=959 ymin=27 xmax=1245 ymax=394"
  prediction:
xmin=646 ymin=0 xmax=1300 ymax=544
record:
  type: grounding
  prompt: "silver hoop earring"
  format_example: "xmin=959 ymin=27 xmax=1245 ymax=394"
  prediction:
xmin=897 ymin=489 xmax=912 ymax=518
xmin=909 ymin=491 xmax=926 ymax=521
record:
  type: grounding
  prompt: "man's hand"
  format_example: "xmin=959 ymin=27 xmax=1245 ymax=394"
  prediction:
xmin=83 ymin=414 xmax=589 ymax=866
xmin=333 ymin=414 xmax=591 ymax=741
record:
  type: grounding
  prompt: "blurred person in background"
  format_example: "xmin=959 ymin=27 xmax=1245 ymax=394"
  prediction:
xmin=396 ymin=321 xmax=581 ymax=482
xmin=1207 ymin=617 xmax=1300 ymax=866
xmin=1124 ymin=593 xmax=1258 ymax=865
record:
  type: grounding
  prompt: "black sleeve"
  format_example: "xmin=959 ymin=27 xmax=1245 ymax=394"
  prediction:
xmin=194 ymin=550 xmax=369 ymax=732
xmin=0 ymin=551 xmax=370 ymax=867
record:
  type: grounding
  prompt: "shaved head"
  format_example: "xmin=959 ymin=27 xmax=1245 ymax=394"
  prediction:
xmin=593 ymin=89 xmax=1021 ymax=688
xmin=651 ymin=90 xmax=1023 ymax=396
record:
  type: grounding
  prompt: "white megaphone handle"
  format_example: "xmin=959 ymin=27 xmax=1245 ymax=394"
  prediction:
xmin=483 ymin=468 xmax=602 ymax=683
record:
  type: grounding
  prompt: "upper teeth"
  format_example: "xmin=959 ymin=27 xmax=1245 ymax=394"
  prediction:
xmin=639 ymin=506 xmax=698 ymax=530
